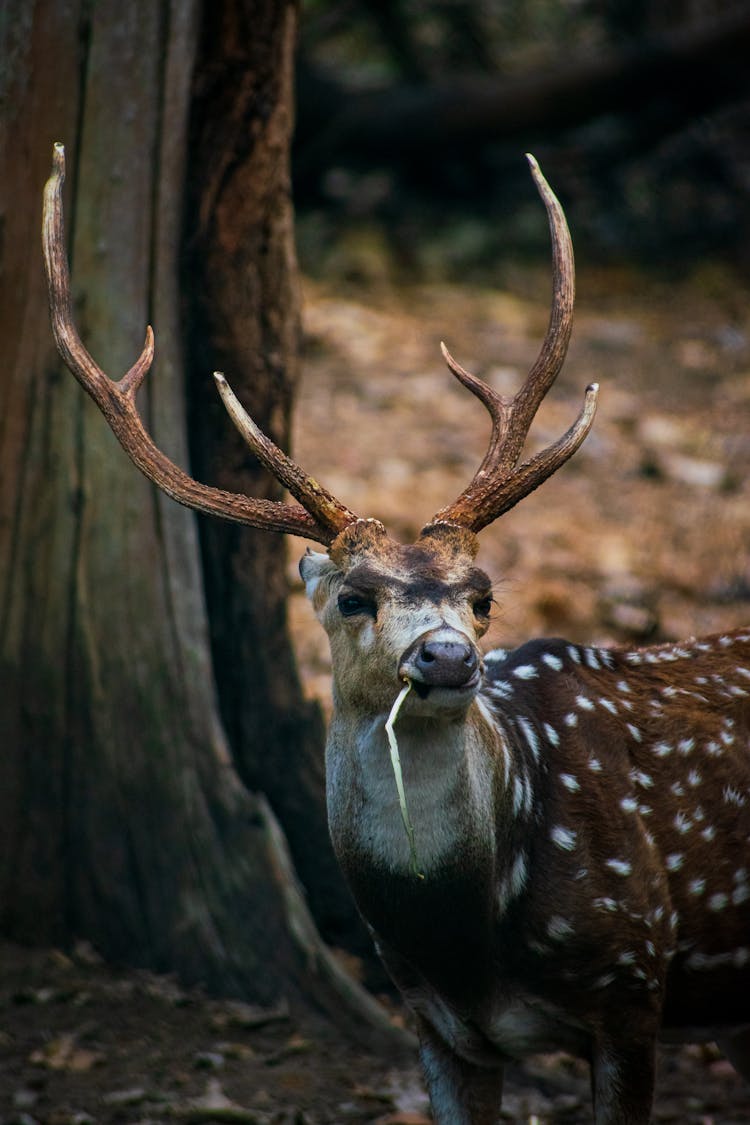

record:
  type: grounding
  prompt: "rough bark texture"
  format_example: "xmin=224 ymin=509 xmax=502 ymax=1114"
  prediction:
xmin=184 ymin=1 xmax=366 ymax=954
xmin=0 ymin=0 xmax=386 ymax=1037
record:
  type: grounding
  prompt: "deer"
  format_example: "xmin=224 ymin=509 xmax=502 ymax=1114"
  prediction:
xmin=42 ymin=141 xmax=750 ymax=1124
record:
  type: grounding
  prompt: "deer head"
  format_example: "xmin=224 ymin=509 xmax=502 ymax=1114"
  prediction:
xmin=42 ymin=145 xmax=596 ymax=715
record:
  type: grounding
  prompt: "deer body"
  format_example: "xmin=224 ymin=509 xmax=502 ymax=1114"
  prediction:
xmin=42 ymin=144 xmax=750 ymax=1122
xmin=302 ymin=528 xmax=750 ymax=1122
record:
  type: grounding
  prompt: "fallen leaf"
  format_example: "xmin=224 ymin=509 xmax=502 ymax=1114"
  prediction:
xmin=29 ymin=1032 xmax=104 ymax=1072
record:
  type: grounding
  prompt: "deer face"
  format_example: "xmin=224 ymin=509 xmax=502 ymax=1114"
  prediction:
xmin=300 ymin=521 xmax=493 ymax=716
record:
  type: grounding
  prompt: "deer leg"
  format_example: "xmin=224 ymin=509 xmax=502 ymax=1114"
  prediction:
xmin=591 ymin=1035 xmax=656 ymax=1125
xmin=717 ymin=1027 xmax=750 ymax=1081
xmin=416 ymin=1016 xmax=504 ymax=1125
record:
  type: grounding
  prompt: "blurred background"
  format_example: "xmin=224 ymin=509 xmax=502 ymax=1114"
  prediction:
xmin=293 ymin=0 xmax=750 ymax=276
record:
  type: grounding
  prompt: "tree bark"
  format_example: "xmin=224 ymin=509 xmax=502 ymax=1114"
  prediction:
xmin=0 ymin=0 xmax=394 ymax=1043
xmin=184 ymin=1 xmax=368 ymax=955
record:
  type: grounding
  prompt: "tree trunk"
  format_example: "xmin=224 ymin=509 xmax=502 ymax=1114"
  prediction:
xmin=184 ymin=1 xmax=367 ymax=956
xmin=0 ymin=0 xmax=397 ymax=1045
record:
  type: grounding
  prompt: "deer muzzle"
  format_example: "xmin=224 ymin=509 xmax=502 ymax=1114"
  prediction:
xmin=399 ymin=630 xmax=481 ymax=696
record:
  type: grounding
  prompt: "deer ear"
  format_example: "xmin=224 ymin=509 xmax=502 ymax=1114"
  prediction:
xmin=299 ymin=549 xmax=338 ymax=599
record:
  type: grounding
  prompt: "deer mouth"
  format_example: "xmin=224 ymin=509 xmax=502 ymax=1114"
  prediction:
xmin=407 ymin=671 xmax=482 ymax=700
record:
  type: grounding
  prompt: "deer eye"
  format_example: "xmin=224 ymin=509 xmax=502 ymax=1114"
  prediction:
xmin=473 ymin=595 xmax=494 ymax=619
xmin=338 ymin=593 xmax=377 ymax=619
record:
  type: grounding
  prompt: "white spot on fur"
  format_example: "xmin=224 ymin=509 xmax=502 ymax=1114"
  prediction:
xmin=551 ymin=825 xmax=577 ymax=851
xmin=594 ymin=897 xmax=618 ymax=913
xmin=543 ymin=722 xmax=560 ymax=747
xmin=517 ymin=717 xmax=540 ymax=760
xmin=606 ymin=858 xmax=632 ymax=876
xmin=514 ymin=664 xmax=538 ymax=681
xmin=723 ymin=785 xmax=746 ymax=807
xmin=512 ymin=776 xmax=525 ymax=815
xmin=559 ymin=773 xmax=580 ymax=792
xmin=547 ymin=915 xmax=574 ymax=939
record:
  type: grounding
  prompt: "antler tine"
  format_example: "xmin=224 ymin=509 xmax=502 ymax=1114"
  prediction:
xmin=513 ymin=154 xmax=576 ymax=438
xmin=430 ymin=154 xmax=597 ymax=534
xmin=212 ymin=372 xmax=359 ymax=537
xmin=42 ymin=143 xmax=357 ymax=547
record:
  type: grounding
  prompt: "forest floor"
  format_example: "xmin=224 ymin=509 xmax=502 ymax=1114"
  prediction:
xmin=4 ymin=260 xmax=750 ymax=1123
xmin=1 ymin=937 xmax=749 ymax=1125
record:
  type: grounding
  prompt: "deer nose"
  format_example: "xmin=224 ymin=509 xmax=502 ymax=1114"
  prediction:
xmin=402 ymin=636 xmax=479 ymax=689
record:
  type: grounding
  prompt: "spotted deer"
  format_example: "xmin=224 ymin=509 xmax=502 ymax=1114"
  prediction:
xmin=43 ymin=142 xmax=750 ymax=1124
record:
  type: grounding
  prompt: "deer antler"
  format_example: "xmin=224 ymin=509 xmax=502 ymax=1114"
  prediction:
xmin=42 ymin=143 xmax=358 ymax=546
xmin=429 ymin=155 xmax=598 ymax=534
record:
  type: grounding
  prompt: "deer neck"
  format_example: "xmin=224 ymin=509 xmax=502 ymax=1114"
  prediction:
xmin=325 ymin=693 xmax=504 ymax=881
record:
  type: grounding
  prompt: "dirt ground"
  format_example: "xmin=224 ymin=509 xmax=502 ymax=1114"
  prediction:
xmin=2 ymin=937 xmax=749 ymax=1125
xmin=3 ymin=261 xmax=750 ymax=1123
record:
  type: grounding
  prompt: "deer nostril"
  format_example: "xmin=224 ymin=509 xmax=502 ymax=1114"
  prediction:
xmin=413 ymin=640 xmax=478 ymax=686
